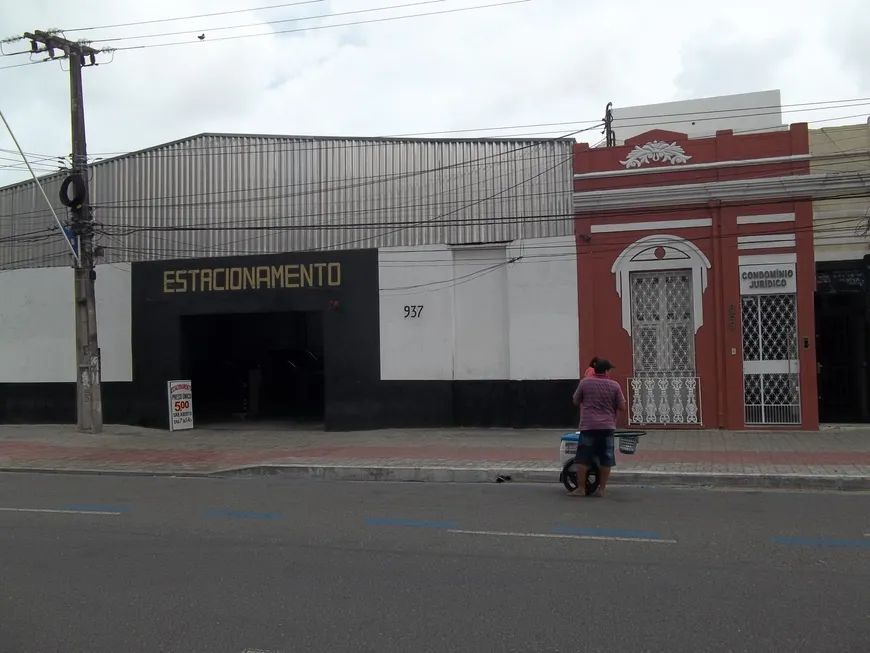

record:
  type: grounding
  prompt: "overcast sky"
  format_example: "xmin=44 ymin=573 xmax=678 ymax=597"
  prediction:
xmin=1 ymin=0 xmax=868 ymax=187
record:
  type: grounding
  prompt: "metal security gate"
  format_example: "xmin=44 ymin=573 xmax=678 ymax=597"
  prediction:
xmin=627 ymin=270 xmax=701 ymax=424
xmin=741 ymin=294 xmax=800 ymax=424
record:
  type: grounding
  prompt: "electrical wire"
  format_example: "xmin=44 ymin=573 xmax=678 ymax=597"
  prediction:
xmin=3 ymin=124 xmax=597 ymax=223
xmin=2 ymin=104 xmax=860 ymax=225
xmin=64 ymin=0 xmax=327 ymax=32
xmin=88 ymin=220 xmax=870 ymax=295
xmin=82 ymin=145 xmax=868 ymax=220
xmin=86 ymin=196 xmax=870 ymax=267
xmin=75 ymin=100 xmax=870 ymax=160
xmin=7 ymin=146 xmax=867 ymax=239
xmin=86 ymin=0 xmax=449 ymax=44
xmin=2 ymin=104 xmax=868 ymax=261
xmin=3 ymin=96 xmax=865 ymax=163
xmin=7 ymin=155 xmax=869 ymax=256
xmin=103 ymin=0 xmax=532 ymax=53
xmin=84 ymin=155 xmax=870 ymax=232
xmin=0 ymin=99 xmax=866 ymax=181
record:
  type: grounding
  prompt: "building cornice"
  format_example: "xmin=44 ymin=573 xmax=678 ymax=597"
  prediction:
xmin=573 ymin=171 xmax=870 ymax=214
xmin=573 ymin=149 xmax=870 ymax=180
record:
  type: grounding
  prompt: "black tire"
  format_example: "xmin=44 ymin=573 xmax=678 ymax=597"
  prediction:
xmin=561 ymin=460 xmax=578 ymax=492
xmin=584 ymin=465 xmax=601 ymax=496
xmin=561 ymin=460 xmax=601 ymax=496
xmin=59 ymin=173 xmax=87 ymax=209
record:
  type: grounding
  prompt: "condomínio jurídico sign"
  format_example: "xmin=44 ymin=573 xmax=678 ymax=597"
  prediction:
xmin=739 ymin=263 xmax=796 ymax=295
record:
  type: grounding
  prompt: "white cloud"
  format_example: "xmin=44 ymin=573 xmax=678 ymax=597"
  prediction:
xmin=1 ymin=0 xmax=868 ymax=187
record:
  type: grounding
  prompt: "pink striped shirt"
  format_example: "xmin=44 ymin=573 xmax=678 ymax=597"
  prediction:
xmin=573 ymin=374 xmax=626 ymax=431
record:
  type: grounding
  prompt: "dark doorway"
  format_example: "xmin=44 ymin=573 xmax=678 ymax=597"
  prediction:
xmin=181 ymin=311 xmax=325 ymax=425
xmin=815 ymin=264 xmax=869 ymax=423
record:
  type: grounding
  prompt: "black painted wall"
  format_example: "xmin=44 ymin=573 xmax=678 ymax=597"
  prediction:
xmin=129 ymin=249 xmax=381 ymax=431
xmin=1 ymin=248 xmax=580 ymax=430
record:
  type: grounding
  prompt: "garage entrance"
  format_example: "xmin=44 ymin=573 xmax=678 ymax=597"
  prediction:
xmin=815 ymin=263 xmax=869 ymax=423
xmin=180 ymin=311 xmax=325 ymax=425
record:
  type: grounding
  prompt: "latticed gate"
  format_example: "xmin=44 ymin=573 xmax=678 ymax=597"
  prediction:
xmin=628 ymin=270 xmax=700 ymax=424
xmin=741 ymin=294 xmax=800 ymax=424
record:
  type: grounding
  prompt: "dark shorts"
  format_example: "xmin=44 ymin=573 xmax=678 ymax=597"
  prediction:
xmin=574 ymin=429 xmax=616 ymax=468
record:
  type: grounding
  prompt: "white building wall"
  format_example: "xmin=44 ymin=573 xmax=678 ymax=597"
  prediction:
xmin=452 ymin=247 xmax=510 ymax=380
xmin=810 ymin=121 xmax=870 ymax=262
xmin=507 ymin=236 xmax=580 ymax=380
xmin=0 ymin=263 xmax=132 ymax=383
xmin=378 ymin=236 xmax=579 ymax=381
xmin=0 ymin=267 xmax=76 ymax=383
xmin=378 ymin=246 xmax=455 ymax=381
xmin=612 ymin=90 xmax=783 ymax=143
xmin=95 ymin=263 xmax=133 ymax=382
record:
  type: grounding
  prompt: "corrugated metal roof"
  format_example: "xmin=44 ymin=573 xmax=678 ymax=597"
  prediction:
xmin=1 ymin=133 xmax=575 ymax=269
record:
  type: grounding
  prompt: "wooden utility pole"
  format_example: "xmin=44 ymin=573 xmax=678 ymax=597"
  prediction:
xmin=24 ymin=31 xmax=103 ymax=433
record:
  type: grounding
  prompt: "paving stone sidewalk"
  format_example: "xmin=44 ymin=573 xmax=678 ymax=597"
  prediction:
xmin=1 ymin=423 xmax=869 ymax=489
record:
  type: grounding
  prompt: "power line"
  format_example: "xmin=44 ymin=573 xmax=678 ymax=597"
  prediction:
xmin=64 ymin=0 xmax=327 ymax=32
xmin=6 ymin=149 xmax=868 ymax=234
xmin=93 ymin=222 xmax=869 ymax=271
xmin=75 ymin=99 xmax=870 ymax=159
xmin=3 ymin=95 xmax=868 ymax=162
xmin=0 ymin=98 xmax=866 ymax=174
xmin=0 ymin=1 xmax=528 ymax=72
xmin=4 ymin=103 xmax=864 ymax=224
xmin=87 ymin=220 xmax=870 ymax=295
xmin=102 ymin=0 xmax=532 ymax=53
xmin=85 ymin=191 xmax=870 ymax=268
xmin=84 ymin=145 xmax=868 ymax=218
xmin=3 ymin=127 xmax=592 ymax=220
xmin=86 ymin=0 xmax=448 ymax=44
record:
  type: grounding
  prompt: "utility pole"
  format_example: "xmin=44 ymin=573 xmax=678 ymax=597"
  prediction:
xmin=603 ymin=102 xmax=615 ymax=148
xmin=24 ymin=31 xmax=103 ymax=433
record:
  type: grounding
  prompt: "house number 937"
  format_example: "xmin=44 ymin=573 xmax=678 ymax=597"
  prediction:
xmin=404 ymin=305 xmax=423 ymax=318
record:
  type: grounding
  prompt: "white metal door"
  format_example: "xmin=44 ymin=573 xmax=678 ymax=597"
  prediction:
xmin=741 ymin=294 xmax=801 ymax=425
xmin=628 ymin=270 xmax=700 ymax=424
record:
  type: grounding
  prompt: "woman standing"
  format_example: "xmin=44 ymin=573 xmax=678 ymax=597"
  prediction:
xmin=583 ymin=357 xmax=600 ymax=378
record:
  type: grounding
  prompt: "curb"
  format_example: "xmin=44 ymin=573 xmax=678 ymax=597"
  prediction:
xmin=212 ymin=464 xmax=870 ymax=491
xmin=0 ymin=467 xmax=215 ymax=479
xmin=2 ymin=464 xmax=869 ymax=491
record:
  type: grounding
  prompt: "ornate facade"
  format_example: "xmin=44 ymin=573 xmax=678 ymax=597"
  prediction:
xmin=574 ymin=125 xmax=819 ymax=429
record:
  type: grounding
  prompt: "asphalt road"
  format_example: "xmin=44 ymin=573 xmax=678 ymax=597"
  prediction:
xmin=0 ymin=473 xmax=868 ymax=653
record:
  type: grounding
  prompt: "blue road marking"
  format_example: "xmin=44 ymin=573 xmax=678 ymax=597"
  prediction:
xmin=366 ymin=518 xmax=458 ymax=529
xmin=554 ymin=526 xmax=663 ymax=539
xmin=204 ymin=510 xmax=281 ymax=520
xmin=772 ymin=537 xmax=870 ymax=548
xmin=62 ymin=505 xmax=128 ymax=513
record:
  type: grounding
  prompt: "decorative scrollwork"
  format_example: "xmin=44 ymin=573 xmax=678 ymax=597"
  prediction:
xmin=619 ymin=141 xmax=692 ymax=169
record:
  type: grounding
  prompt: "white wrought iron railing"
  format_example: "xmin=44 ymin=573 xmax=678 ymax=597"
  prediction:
xmin=626 ymin=376 xmax=702 ymax=425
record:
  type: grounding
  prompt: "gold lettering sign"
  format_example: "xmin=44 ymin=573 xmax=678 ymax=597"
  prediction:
xmin=163 ymin=262 xmax=342 ymax=293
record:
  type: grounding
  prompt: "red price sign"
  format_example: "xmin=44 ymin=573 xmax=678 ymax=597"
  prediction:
xmin=168 ymin=381 xmax=194 ymax=431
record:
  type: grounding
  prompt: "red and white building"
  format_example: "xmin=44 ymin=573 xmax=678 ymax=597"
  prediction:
xmin=573 ymin=125 xmax=819 ymax=429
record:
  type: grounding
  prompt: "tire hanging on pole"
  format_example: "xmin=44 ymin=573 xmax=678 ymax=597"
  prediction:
xmin=59 ymin=173 xmax=87 ymax=209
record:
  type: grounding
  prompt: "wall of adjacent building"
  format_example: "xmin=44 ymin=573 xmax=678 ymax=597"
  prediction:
xmin=0 ymin=135 xmax=574 ymax=271
xmin=0 ymin=263 xmax=132 ymax=384
xmin=810 ymin=121 xmax=870 ymax=262
xmin=612 ymin=90 xmax=784 ymax=143
xmin=378 ymin=235 xmax=579 ymax=382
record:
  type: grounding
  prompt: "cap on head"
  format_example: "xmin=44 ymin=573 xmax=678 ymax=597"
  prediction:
xmin=593 ymin=359 xmax=615 ymax=374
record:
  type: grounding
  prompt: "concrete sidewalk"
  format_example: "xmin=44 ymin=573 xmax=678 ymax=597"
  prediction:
xmin=1 ymin=424 xmax=869 ymax=490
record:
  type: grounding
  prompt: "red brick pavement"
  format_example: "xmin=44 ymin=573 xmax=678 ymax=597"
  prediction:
xmin=2 ymin=440 xmax=870 ymax=466
xmin=2 ymin=424 xmax=869 ymax=477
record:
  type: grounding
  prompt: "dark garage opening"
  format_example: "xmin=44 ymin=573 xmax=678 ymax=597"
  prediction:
xmin=181 ymin=311 xmax=325 ymax=426
xmin=815 ymin=264 xmax=869 ymax=423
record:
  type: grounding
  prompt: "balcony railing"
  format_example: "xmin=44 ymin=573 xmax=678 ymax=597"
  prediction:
xmin=626 ymin=376 xmax=702 ymax=426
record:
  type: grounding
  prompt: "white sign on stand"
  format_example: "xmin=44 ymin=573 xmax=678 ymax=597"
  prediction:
xmin=167 ymin=380 xmax=194 ymax=431
xmin=739 ymin=263 xmax=796 ymax=295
